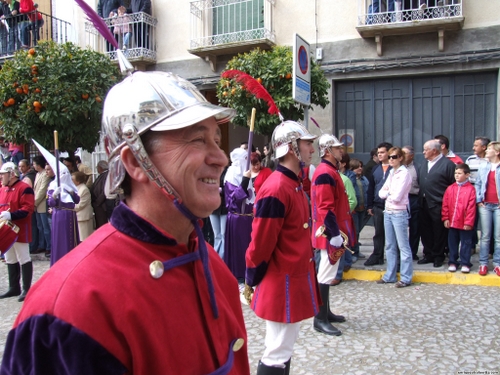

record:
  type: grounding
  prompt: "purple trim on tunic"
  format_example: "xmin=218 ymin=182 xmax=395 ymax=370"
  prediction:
xmin=110 ymin=202 xmax=177 ymax=246
xmin=245 ymin=261 xmax=268 ymax=287
xmin=315 ymin=173 xmax=336 ymax=186
xmin=276 ymin=164 xmax=299 ymax=181
xmin=308 ymin=271 xmax=319 ymax=315
xmin=254 ymin=196 xmax=285 ymax=219
xmin=285 ymin=274 xmax=290 ymax=323
xmin=0 ymin=315 xmax=126 ymax=375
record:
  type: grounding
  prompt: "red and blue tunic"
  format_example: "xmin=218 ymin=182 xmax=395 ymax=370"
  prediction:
xmin=0 ymin=203 xmax=250 ymax=375
xmin=245 ymin=164 xmax=320 ymax=323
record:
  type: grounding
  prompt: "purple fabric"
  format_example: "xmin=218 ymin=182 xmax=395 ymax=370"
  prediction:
xmin=111 ymin=202 xmax=177 ymax=246
xmin=254 ymin=196 xmax=285 ymax=219
xmin=0 ymin=314 xmax=126 ymax=375
xmin=245 ymin=260 xmax=268 ymax=287
xmin=224 ymin=182 xmax=253 ymax=279
xmin=47 ymin=189 xmax=80 ymax=267
xmin=324 ymin=210 xmax=341 ymax=239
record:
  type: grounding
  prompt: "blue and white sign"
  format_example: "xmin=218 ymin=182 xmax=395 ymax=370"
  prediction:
xmin=293 ymin=33 xmax=311 ymax=106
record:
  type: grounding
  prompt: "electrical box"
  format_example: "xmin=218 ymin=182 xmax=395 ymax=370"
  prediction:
xmin=316 ymin=48 xmax=323 ymax=61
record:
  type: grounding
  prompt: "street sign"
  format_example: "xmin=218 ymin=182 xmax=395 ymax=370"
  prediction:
xmin=293 ymin=33 xmax=311 ymax=106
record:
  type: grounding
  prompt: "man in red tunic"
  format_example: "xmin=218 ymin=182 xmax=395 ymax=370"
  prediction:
xmin=1 ymin=72 xmax=250 ymax=375
xmin=246 ymin=121 xmax=320 ymax=375
xmin=0 ymin=162 xmax=35 ymax=302
xmin=310 ymin=134 xmax=355 ymax=336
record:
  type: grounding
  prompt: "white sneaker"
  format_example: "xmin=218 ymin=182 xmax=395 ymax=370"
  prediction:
xmin=448 ymin=264 xmax=457 ymax=272
xmin=461 ymin=265 xmax=470 ymax=273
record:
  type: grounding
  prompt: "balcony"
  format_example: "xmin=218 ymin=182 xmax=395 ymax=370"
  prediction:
xmin=0 ymin=10 xmax=70 ymax=60
xmin=356 ymin=0 xmax=464 ymax=55
xmin=85 ymin=12 xmax=157 ymax=69
xmin=188 ymin=0 xmax=275 ymax=71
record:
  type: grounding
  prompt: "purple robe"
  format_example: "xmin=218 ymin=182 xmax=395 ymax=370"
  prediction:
xmin=48 ymin=189 xmax=80 ymax=266
xmin=224 ymin=182 xmax=253 ymax=280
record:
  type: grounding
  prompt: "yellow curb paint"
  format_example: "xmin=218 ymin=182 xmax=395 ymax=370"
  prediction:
xmin=344 ymin=270 xmax=500 ymax=287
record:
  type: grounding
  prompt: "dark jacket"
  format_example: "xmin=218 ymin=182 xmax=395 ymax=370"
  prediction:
xmin=418 ymin=156 xmax=455 ymax=209
xmin=0 ymin=1 xmax=23 ymax=27
xmin=367 ymin=163 xmax=392 ymax=209
xmin=130 ymin=0 xmax=151 ymax=14
xmin=97 ymin=0 xmax=123 ymax=18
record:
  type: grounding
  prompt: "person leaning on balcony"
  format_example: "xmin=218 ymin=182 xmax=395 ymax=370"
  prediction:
xmin=128 ymin=0 xmax=151 ymax=49
xmin=0 ymin=0 xmax=21 ymax=54
xmin=19 ymin=0 xmax=43 ymax=48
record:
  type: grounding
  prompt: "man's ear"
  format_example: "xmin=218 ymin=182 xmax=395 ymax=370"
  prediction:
xmin=120 ymin=146 xmax=149 ymax=184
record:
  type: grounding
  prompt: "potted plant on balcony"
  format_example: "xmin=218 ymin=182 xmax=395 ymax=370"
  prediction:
xmin=0 ymin=41 xmax=121 ymax=155
xmin=217 ymin=46 xmax=330 ymax=137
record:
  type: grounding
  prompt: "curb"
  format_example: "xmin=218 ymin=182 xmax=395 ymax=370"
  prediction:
xmin=343 ymin=269 xmax=500 ymax=287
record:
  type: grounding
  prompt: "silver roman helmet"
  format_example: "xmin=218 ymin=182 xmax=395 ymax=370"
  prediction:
xmin=318 ymin=134 xmax=343 ymax=158
xmin=102 ymin=71 xmax=235 ymax=196
xmin=0 ymin=162 xmax=20 ymax=177
xmin=271 ymin=120 xmax=317 ymax=161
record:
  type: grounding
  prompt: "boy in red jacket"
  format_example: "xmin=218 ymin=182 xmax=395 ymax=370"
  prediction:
xmin=442 ymin=163 xmax=477 ymax=273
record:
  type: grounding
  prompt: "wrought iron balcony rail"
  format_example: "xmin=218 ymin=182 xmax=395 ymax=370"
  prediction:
xmin=0 ymin=10 xmax=70 ymax=58
xmin=358 ymin=0 xmax=462 ymax=26
xmin=85 ymin=12 xmax=157 ymax=65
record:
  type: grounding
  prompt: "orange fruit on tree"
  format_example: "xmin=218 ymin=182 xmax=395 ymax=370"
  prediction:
xmin=3 ymin=101 xmax=8 ymax=107
xmin=31 ymin=64 xmax=38 ymax=70
xmin=33 ymin=101 xmax=41 ymax=108
xmin=231 ymin=88 xmax=237 ymax=95
xmin=285 ymin=73 xmax=292 ymax=79
xmin=95 ymin=96 xmax=102 ymax=103
xmin=28 ymin=48 xmax=35 ymax=56
xmin=222 ymin=91 xmax=228 ymax=97
xmin=7 ymin=98 xmax=15 ymax=106
xmin=15 ymin=87 xmax=23 ymax=94
xmin=12 ymin=82 xmax=18 ymax=88
xmin=32 ymin=77 xmax=38 ymax=83
xmin=256 ymin=78 xmax=263 ymax=84
xmin=34 ymin=88 xmax=41 ymax=93
xmin=81 ymin=93 xmax=89 ymax=100
xmin=34 ymin=107 xmax=40 ymax=113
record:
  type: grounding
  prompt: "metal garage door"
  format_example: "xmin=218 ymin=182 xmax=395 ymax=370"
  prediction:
xmin=335 ymin=71 xmax=498 ymax=158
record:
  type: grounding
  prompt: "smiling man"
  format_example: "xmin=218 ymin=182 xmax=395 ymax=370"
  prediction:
xmin=0 ymin=72 xmax=250 ymax=375
xmin=245 ymin=121 xmax=319 ymax=375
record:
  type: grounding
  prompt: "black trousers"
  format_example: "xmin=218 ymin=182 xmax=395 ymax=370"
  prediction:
xmin=408 ymin=194 xmax=420 ymax=257
xmin=370 ymin=206 xmax=386 ymax=261
xmin=419 ymin=199 xmax=447 ymax=262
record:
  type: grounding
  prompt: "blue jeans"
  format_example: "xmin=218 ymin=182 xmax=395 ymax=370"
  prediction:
xmin=209 ymin=214 xmax=226 ymax=259
xmin=36 ymin=212 xmax=51 ymax=251
xmin=352 ymin=210 xmax=368 ymax=256
xmin=448 ymin=228 xmax=473 ymax=267
xmin=478 ymin=203 xmax=500 ymax=266
xmin=383 ymin=210 xmax=413 ymax=284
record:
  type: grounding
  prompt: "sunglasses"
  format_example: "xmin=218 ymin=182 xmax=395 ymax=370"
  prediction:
xmin=388 ymin=155 xmax=399 ymax=160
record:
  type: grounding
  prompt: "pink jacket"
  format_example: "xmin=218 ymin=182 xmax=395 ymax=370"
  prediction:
xmin=442 ymin=181 xmax=476 ymax=229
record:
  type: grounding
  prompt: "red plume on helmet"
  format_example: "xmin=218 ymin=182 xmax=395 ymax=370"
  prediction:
xmin=221 ymin=70 xmax=284 ymax=121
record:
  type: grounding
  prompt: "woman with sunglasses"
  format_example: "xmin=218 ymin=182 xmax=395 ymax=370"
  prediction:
xmin=376 ymin=147 xmax=414 ymax=287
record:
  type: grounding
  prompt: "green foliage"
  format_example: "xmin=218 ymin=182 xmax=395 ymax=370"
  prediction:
xmin=0 ymin=41 xmax=121 ymax=153
xmin=216 ymin=46 xmax=330 ymax=137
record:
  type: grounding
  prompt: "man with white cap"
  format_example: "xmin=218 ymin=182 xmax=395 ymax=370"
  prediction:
xmin=0 ymin=162 xmax=35 ymax=302
xmin=0 ymin=72 xmax=249 ymax=374
xmin=245 ymin=120 xmax=320 ymax=375
xmin=310 ymin=134 xmax=355 ymax=336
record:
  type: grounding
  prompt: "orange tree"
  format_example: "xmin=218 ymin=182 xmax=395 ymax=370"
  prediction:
xmin=216 ymin=46 xmax=330 ymax=137
xmin=0 ymin=41 xmax=121 ymax=154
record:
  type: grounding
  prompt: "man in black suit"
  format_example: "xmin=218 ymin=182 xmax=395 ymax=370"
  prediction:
xmin=417 ymin=139 xmax=455 ymax=267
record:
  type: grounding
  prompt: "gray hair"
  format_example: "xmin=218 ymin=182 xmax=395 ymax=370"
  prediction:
xmin=97 ymin=160 xmax=109 ymax=170
xmin=475 ymin=136 xmax=491 ymax=147
xmin=424 ymin=139 xmax=441 ymax=151
xmin=402 ymin=145 xmax=414 ymax=154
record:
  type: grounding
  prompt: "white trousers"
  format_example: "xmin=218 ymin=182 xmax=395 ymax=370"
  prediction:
xmin=261 ymin=320 xmax=301 ymax=367
xmin=4 ymin=242 xmax=30 ymax=265
xmin=316 ymin=249 xmax=340 ymax=284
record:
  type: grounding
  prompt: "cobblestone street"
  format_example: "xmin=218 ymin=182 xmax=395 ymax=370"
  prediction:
xmin=1 ymin=257 xmax=499 ymax=374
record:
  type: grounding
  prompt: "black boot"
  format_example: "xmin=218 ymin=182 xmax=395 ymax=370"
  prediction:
xmin=327 ymin=296 xmax=346 ymax=323
xmin=0 ymin=263 xmax=21 ymax=299
xmin=313 ymin=283 xmax=342 ymax=336
xmin=256 ymin=360 xmax=286 ymax=375
xmin=18 ymin=262 xmax=33 ymax=302
xmin=284 ymin=358 xmax=291 ymax=375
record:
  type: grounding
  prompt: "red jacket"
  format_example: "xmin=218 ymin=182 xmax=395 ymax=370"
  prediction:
xmin=442 ymin=181 xmax=476 ymax=229
xmin=20 ymin=0 xmax=43 ymax=21
xmin=0 ymin=179 xmax=34 ymax=242
xmin=246 ymin=165 xmax=320 ymax=323
xmin=311 ymin=159 xmax=355 ymax=250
